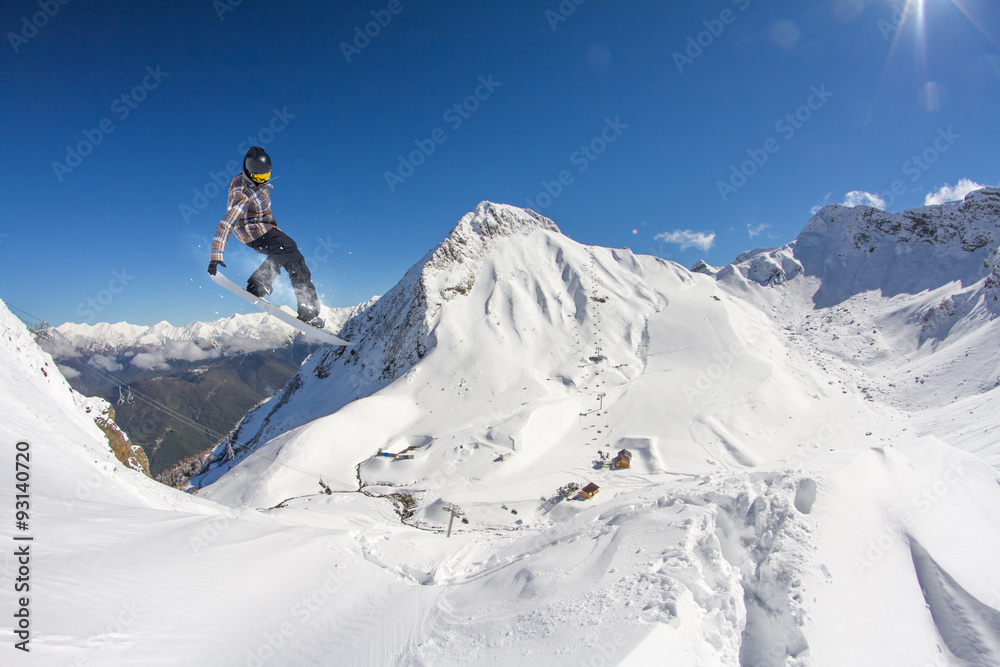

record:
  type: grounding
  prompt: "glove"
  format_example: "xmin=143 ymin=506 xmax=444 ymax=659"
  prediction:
xmin=208 ymin=260 xmax=226 ymax=276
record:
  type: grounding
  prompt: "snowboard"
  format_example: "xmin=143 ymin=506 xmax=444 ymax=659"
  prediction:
xmin=210 ymin=272 xmax=354 ymax=347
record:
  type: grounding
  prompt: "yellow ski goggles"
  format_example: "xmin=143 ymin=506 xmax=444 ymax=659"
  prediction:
xmin=250 ymin=170 xmax=271 ymax=184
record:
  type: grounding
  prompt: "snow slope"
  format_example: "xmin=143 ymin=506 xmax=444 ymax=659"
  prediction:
xmin=4 ymin=197 xmax=1000 ymax=665
xmin=0 ymin=299 xmax=395 ymax=665
xmin=720 ymin=187 xmax=1000 ymax=467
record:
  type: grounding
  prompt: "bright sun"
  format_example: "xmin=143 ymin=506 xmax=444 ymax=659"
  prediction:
xmin=877 ymin=0 xmax=1000 ymax=105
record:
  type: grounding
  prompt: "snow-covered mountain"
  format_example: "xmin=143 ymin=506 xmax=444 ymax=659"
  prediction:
xmin=5 ymin=197 xmax=1000 ymax=665
xmin=717 ymin=187 xmax=1000 ymax=299
xmin=197 ymin=202 xmax=839 ymax=498
xmin=46 ymin=300 xmax=374 ymax=376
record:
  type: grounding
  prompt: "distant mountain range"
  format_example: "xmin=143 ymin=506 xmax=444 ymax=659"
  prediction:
xmin=41 ymin=302 xmax=376 ymax=479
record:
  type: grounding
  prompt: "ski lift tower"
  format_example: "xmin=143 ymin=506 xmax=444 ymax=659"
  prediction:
xmin=29 ymin=321 xmax=53 ymax=342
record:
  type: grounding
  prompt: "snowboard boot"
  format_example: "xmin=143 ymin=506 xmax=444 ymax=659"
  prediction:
xmin=247 ymin=280 xmax=271 ymax=299
xmin=298 ymin=305 xmax=324 ymax=330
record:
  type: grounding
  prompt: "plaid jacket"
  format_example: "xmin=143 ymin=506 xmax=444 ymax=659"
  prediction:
xmin=210 ymin=173 xmax=277 ymax=262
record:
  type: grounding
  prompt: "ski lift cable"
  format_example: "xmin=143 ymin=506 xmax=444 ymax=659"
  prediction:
xmin=10 ymin=302 xmax=391 ymax=493
xmin=9 ymin=302 xmax=361 ymax=494
xmin=6 ymin=302 xmax=232 ymax=442
xmin=88 ymin=365 xmax=226 ymax=436
xmin=55 ymin=345 xmax=230 ymax=441
xmin=57 ymin=343 xmax=230 ymax=439
xmin=97 ymin=372 xmax=230 ymax=442
xmin=226 ymin=451 xmax=357 ymax=492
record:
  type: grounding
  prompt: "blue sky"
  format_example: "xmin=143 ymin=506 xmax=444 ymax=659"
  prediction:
xmin=3 ymin=0 xmax=999 ymax=326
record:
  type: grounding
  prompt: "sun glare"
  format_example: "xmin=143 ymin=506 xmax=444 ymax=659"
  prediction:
xmin=876 ymin=0 xmax=999 ymax=109
xmin=950 ymin=0 xmax=1000 ymax=50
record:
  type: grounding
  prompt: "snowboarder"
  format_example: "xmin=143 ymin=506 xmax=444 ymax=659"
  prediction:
xmin=207 ymin=146 xmax=324 ymax=329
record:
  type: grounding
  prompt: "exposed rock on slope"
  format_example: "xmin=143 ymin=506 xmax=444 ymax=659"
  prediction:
xmin=89 ymin=401 xmax=151 ymax=476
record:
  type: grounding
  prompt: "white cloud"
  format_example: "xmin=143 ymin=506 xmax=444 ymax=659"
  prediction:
xmin=810 ymin=193 xmax=833 ymax=215
xmin=747 ymin=223 xmax=772 ymax=238
xmin=165 ymin=340 xmax=218 ymax=363
xmin=130 ymin=352 xmax=171 ymax=372
xmin=655 ymin=230 xmax=715 ymax=252
xmin=924 ymin=179 xmax=986 ymax=206
xmin=130 ymin=340 xmax=220 ymax=372
xmin=215 ymin=334 xmax=285 ymax=355
xmin=88 ymin=355 xmax=122 ymax=373
xmin=841 ymin=191 xmax=887 ymax=210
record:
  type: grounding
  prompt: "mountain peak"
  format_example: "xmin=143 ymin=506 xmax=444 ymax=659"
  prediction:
xmin=333 ymin=203 xmax=563 ymax=381
xmin=957 ymin=185 xmax=1000 ymax=219
xmin=427 ymin=202 xmax=559 ymax=271
xmin=194 ymin=202 xmax=614 ymax=468
xmin=464 ymin=201 xmax=560 ymax=239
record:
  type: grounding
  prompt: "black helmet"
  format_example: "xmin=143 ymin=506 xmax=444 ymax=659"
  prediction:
xmin=243 ymin=146 xmax=271 ymax=184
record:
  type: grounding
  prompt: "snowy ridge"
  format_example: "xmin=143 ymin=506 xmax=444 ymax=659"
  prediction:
xmin=722 ymin=187 xmax=1000 ymax=303
xmin=340 ymin=201 xmax=563 ymax=382
xmin=54 ymin=313 xmax=290 ymax=354
xmin=717 ymin=245 xmax=803 ymax=288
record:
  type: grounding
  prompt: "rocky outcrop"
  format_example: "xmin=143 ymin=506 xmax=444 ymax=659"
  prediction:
xmin=88 ymin=401 xmax=151 ymax=476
